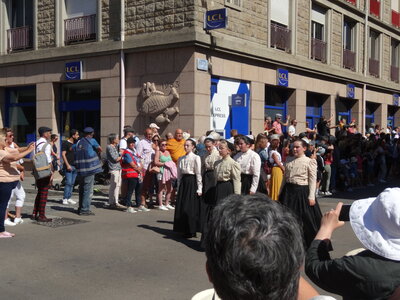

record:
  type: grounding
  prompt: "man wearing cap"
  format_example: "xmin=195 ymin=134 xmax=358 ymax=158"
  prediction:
xmin=74 ymin=127 xmax=102 ymax=216
xmin=119 ymin=126 xmax=137 ymax=155
xmin=32 ymin=127 xmax=53 ymax=222
xmin=272 ymin=114 xmax=290 ymax=136
xmin=305 ymin=188 xmax=400 ymax=299
xmin=149 ymin=123 xmax=160 ymax=137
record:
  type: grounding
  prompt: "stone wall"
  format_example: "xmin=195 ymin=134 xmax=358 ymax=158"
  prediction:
xmin=331 ymin=10 xmax=342 ymax=67
xmin=102 ymin=0 xmax=110 ymax=39
xmin=359 ymin=23 xmax=365 ymax=74
xmin=383 ymin=0 xmax=391 ymax=24
xmin=125 ymin=0 xmax=196 ymax=35
xmin=382 ymin=34 xmax=391 ymax=80
xmin=297 ymin=0 xmax=310 ymax=58
xmin=37 ymin=0 xmax=56 ymax=48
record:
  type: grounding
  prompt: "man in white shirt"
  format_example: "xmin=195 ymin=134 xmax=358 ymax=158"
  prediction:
xmin=32 ymin=126 xmax=53 ymax=222
xmin=288 ymin=119 xmax=297 ymax=138
xmin=119 ymin=126 xmax=134 ymax=155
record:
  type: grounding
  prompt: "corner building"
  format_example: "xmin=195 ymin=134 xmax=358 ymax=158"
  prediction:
xmin=0 ymin=0 xmax=400 ymax=147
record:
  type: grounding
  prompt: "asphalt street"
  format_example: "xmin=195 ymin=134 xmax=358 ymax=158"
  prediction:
xmin=1 ymin=176 xmax=398 ymax=300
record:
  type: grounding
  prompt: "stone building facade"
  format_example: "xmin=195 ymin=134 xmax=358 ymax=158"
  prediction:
xmin=0 ymin=0 xmax=399 ymax=147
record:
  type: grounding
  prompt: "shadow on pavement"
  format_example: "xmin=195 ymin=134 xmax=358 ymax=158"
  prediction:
xmin=157 ymin=220 xmax=174 ymax=225
xmin=50 ymin=206 xmax=76 ymax=213
xmin=138 ymin=224 xmax=204 ymax=252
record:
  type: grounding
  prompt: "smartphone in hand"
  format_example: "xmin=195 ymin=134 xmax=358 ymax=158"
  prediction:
xmin=339 ymin=204 xmax=351 ymax=222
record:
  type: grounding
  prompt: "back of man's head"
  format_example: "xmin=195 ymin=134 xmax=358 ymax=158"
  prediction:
xmin=205 ymin=194 xmax=304 ymax=300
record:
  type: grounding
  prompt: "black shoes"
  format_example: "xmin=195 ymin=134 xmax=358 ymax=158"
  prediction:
xmin=78 ymin=210 xmax=95 ymax=216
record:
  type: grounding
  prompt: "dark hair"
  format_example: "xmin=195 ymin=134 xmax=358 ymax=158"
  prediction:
xmin=186 ymin=139 xmax=196 ymax=148
xmin=70 ymin=129 xmax=78 ymax=137
xmin=158 ymin=138 xmax=167 ymax=146
xmin=126 ymin=137 xmax=136 ymax=145
xmin=205 ymin=194 xmax=304 ymax=300
xmin=294 ymin=138 xmax=307 ymax=148
xmin=235 ymin=135 xmax=251 ymax=145
xmin=50 ymin=134 xmax=58 ymax=140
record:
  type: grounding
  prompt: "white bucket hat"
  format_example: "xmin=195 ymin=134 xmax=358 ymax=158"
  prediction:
xmin=350 ymin=188 xmax=400 ymax=261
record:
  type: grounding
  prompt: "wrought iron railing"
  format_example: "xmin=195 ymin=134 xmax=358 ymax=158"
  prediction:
xmin=7 ymin=26 xmax=32 ymax=53
xmin=270 ymin=23 xmax=291 ymax=53
xmin=65 ymin=14 xmax=96 ymax=44
xmin=311 ymin=38 xmax=327 ymax=63
xmin=343 ymin=48 xmax=356 ymax=70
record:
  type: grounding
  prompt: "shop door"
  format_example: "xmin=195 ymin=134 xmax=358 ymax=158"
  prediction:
xmin=264 ymin=86 xmax=289 ymax=132
xmin=336 ymin=98 xmax=353 ymax=126
xmin=60 ymin=81 xmax=100 ymax=140
xmin=306 ymin=94 xmax=323 ymax=130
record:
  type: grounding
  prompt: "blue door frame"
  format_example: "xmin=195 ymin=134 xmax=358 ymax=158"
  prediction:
xmin=306 ymin=106 xmax=322 ymax=129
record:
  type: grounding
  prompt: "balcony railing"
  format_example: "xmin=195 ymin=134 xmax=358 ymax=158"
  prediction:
xmin=343 ymin=48 xmax=356 ymax=70
xmin=370 ymin=0 xmax=380 ymax=18
xmin=391 ymin=65 xmax=399 ymax=82
xmin=311 ymin=38 xmax=327 ymax=63
xmin=64 ymin=14 xmax=96 ymax=45
xmin=270 ymin=23 xmax=291 ymax=53
xmin=7 ymin=26 xmax=33 ymax=53
xmin=369 ymin=58 xmax=380 ymax=77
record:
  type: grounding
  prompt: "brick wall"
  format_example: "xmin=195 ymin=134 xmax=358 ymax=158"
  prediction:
xmin=331 ymin=10 xmax=342 ymax=67
xmin=37 ymin=0 xmax=56 ymax=48
xmin=125 ymin=0 xmax=196 ymax=35
xmin=297 ymin=0 xmax=310 ymax=58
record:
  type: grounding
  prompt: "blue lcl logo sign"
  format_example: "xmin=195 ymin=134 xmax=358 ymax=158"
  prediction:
xmin=65 ymin=61 xmax=82 ymax=80
xmin=204 ymin=8 xmax=228 ymax=30
xmin=394 ymin=94 xmax=399 ymax=106
xmin=277 ymin=69 xmax=289 ymax=87
xmin=347 ymin=84 xmax=355 ymax=99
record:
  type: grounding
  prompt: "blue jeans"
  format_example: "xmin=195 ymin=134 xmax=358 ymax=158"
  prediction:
xmin=0 ymin=181 xmax=18 ymax=232
xmin=78 ymin=174 xmax=95 ymax=212
xmin=63 ymin=165 xmax=77 ymax=200
xmin=124 ymin=177 xmax=141 ymax=207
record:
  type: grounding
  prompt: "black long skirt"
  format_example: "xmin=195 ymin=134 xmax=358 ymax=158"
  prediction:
xmin=279 ymin=183 xmax=322 ymax=248
xmin=173 ymin=175 xmax=199 ymax=235
xmin=241 ymin=174 xmax=253 ymax=195
xmin=200 ymin=170 xmax=216 ymax=232
xmin=201 ymin=181 xmax=234 ymax=248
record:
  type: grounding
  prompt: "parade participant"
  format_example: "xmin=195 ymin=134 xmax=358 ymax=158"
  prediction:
xmin=173 ymin=139 xmax=202 ymax=238
xmin=166 ymin=128 xmax=186 ymax=163
xmin=233 ymin=135 xmax=261 ymax=195
xmin=121 ymin=137 xmax=142 ymax=213
xmin=61 ymin=129 xmax=79 ymax=205
xmin=32 ymin=126 xmax=53 ymax=222
xmin=106 ymin=133 xmax=125 ymax=209
xmin=4 ymin=129 xmax=27 ymax=225
xmin=269 ymin=134 xmax=284 ymax=201
xmin=306 ymin=188 xmax=400 ymax=300
xmin=279 ymin=139 xmax=321 ymax=248
xmin=200 ymin=137 xmax=220 ymax=235
xmin=154 ymin=139 xmax=176 ymax=210
xmin=0 ymin=128 xmax=34 ymax=237
xmin=272 ymin=113 xmax=290 ymax=136
xmin=75 ymin=127 xmax=102 ymax=216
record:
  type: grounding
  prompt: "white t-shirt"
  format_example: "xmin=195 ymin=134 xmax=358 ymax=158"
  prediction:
xmin=36 ymin=137 xmax=52 ymax=164
xmin=288 ymin=125 xmax=296 ymax=136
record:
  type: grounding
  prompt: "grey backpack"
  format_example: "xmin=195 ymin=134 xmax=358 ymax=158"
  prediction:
xmin=32 ymin=142 xmax=52 ymax=180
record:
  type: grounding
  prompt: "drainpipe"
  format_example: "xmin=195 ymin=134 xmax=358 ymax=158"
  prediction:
xmin=362 ymin=1 xmax=369 ymax=136
xmin=119 ymin=0 xmax=125 ymax=137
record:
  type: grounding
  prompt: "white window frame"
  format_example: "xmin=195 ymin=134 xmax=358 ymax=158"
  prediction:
xmin=225 ymin=0 xmax=242 ymax=11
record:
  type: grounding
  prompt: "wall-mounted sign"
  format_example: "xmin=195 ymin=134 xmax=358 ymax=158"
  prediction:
xmin=394 ymin=94 xmax=399 ymax=106
xmin=277 ymin=68 xmax=289 ymax=87
xmin=204 ymin=8 xmax=228 ymax=30
xmin=230 ymin=94 xmax=247 ymax=107
xmin=197 ymin=58 xmax=209 ymax=71
xmin=65 ymin=61 xmax=82 ymax=80
xmin=346 ymin=84 xmax=355 ymax=99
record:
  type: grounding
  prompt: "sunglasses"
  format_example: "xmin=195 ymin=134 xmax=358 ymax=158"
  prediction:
xmin=161 ymin=143 xmax=167 ymax=146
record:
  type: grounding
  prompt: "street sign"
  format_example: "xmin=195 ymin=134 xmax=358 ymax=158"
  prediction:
xmin=197 ymin=58 xmax=208 ymax=71
xmin=204 ymin=8 xmax=228 ymax=30
xmin=277 ymin=68 xmax=289 ymax=87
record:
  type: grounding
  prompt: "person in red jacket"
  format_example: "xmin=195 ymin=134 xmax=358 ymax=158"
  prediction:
xmin=121 ymin=137 xmax=142 ymax=213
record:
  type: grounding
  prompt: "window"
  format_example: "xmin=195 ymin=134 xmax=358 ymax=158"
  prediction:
xmin=311 ymin=4 xmax=327 ymax=62
xmin=368 ymin=30 xmax=380 ymax=77
xmin=225 ymin=0 xmax=242 ymax=8
xmin=10 ymin=0 xmax=33 ymax=28
xmin=270 ymin=0 xmax=291 ymax=52
xmin=343 ymin=18 xmax=356 ymax=70
xmin=391 ymin=39 xmax=399 ymax=82
xmin=392 ymin=0 xmax=400 ymax=26
xmin=64 ymin=0 xmax=97 ymax=44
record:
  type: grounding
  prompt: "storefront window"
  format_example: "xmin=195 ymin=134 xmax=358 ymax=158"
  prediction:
xmin=5 ymin=87 xmax=36 ymax=146
xmin=265 ymin=86 xmax=290 ymax=126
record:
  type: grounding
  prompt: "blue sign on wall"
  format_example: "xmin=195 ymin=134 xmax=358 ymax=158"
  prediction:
xmin=347 ymin=84 xmax=355 ymax=99
xmin=204 ymin=8 xmax=228 ymax=30
xmin=277 ymin=69 xmax=289 ymax=87
xmin=65 ymin=61 xmax=82 ymax=80
xmin=394 ymin=94 xmax=399 ymax=106
xmin=231 ymin=94 xmax=246 ymax=107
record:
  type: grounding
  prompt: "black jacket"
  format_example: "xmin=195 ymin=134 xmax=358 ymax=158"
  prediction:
xmin=305 ymin=239 xmax=400 ymax=300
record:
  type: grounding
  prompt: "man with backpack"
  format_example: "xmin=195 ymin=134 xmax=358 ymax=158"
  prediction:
xmin=32 ymin=126 xmax=53 ymax=222
xmin=74 ymin=127 xmax=102 ymax=216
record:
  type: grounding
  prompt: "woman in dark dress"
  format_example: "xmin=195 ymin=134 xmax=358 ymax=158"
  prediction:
xmin=173 ymin=139 xmax=202 ymax=238
xmin=279 ymin=139 xmax=322 ymax=248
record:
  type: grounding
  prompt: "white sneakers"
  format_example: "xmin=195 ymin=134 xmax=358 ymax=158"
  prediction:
xmin=158 ymin=205 xmax=169 ymax=211
xmin=4 ymin=218 xmax=16 ymax=226
xmin=165 ymin=204 xmax=175 ymax=210
xmin=14 ymin=217 xmax=24 ymax=224
xmin=126 ymin=207 xmax=137 ymax=213
xmin=137 ymin=205 xmax=150 ymax=212
xmin=62 ymin=199 xmax=77 ymax=205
